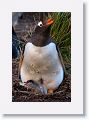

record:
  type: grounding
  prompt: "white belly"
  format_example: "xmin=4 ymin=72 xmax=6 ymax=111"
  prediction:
xmin=20 ymin=42 xmax=64 ymax=89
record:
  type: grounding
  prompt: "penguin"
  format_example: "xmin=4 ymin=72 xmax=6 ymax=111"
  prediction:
xmin=12 ymin=27 xmax=20 ymax=59
xmin=20 ymin=18 xmax=65 ymax=94
xmin=12 ymin=12 xmax=23 ymax=59
xmin=12 ymin=12 xmax=23 ymax=27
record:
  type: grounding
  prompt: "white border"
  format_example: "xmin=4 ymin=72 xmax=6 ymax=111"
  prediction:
xmin=0 ymin=0 xmax=83 ymax=114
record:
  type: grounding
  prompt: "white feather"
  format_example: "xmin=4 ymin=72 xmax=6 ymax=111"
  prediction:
xmin=20 ymin=42 xmax=64 ymax=90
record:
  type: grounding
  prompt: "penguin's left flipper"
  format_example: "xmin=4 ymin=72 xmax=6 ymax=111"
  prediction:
xmin=56 ymin=44 xmax=67 ymax=75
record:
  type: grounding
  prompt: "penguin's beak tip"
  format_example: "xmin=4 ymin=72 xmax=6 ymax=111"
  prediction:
xmin=46 ymin=18 xmax=54 ymax=26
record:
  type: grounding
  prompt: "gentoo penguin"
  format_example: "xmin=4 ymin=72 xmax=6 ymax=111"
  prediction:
xmin=12 ymin=27 xmax=20 ymax=59
xmin=20 ymin=18 xmax=65 ymax=94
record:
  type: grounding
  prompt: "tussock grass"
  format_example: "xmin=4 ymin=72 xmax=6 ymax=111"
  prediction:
xmin=49 ymin=12 xmax=71 ymax=64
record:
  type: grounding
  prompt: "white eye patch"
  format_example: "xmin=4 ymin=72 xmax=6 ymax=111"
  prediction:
xmin=38 ymin=21 xmax=43 ymax=27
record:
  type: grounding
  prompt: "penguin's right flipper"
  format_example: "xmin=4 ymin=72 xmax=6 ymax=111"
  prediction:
xmin=18 ymin=50 xmax=24 ymax=81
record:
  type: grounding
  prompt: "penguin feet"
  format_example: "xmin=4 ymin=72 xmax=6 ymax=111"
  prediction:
xmin=43 ymin=80 xmax=56 ymax=94
xmin=19 ymin=79 xmax=56 ymax=95
xmin=47 ymin=89 xmax=54 ymax=94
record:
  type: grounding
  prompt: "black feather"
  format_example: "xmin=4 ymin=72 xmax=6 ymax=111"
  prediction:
xmin=12 ymin=27 xmax=20 ymax=59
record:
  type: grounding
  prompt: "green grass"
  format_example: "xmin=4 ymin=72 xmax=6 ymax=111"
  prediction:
xmin=49 ymin=12 xmax=71 ymax=64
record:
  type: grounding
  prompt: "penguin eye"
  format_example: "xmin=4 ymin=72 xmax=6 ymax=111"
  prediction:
xmin=38 ymin=21 xmax=43 ymax=27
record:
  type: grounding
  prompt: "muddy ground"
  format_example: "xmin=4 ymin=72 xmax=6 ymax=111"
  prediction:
xmin=12 ymin=13 xmax=71 ymax=102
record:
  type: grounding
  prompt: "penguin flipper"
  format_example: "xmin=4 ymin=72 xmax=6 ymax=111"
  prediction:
xmin=18 ymin=50 xmax=24 ymax=80
xmin=56 ymin=44 xmax=67 ymax=75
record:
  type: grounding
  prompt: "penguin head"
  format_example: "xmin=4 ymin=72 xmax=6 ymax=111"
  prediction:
xmin=35 ymin=18 xmax=54 ymax=34
xmin=31 ymin=18 xmax=54 ymax=46
xmin=37 ymin=18 xmax=54 ymax=27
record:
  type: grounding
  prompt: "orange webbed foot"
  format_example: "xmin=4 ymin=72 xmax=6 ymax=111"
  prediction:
xmin=47 ymin=89 xmax=54 ymax=94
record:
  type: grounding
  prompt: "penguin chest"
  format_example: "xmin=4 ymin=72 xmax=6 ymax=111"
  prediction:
xmin=21 ymin=42 xmax=62 ymax=82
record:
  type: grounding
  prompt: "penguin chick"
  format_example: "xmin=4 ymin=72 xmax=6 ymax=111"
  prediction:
xmin=20 ymin=18 xmax=65 ymax=94
xmin=23 ymin=80 xmax=47 ymax=94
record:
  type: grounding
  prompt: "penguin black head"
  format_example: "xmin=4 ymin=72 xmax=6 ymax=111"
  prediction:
xmin=31 ymin=18 xmax=54 ymax=47
xmin=35 ymin=18 xmax=54 ymax=34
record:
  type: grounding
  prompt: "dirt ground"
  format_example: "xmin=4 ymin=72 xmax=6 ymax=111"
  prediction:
xmin=12 ymin=13 xmax=71 ymax=102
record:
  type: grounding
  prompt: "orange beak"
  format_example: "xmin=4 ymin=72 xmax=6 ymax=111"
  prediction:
xmin=46 ymin=18 xmax=54 ymax=26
